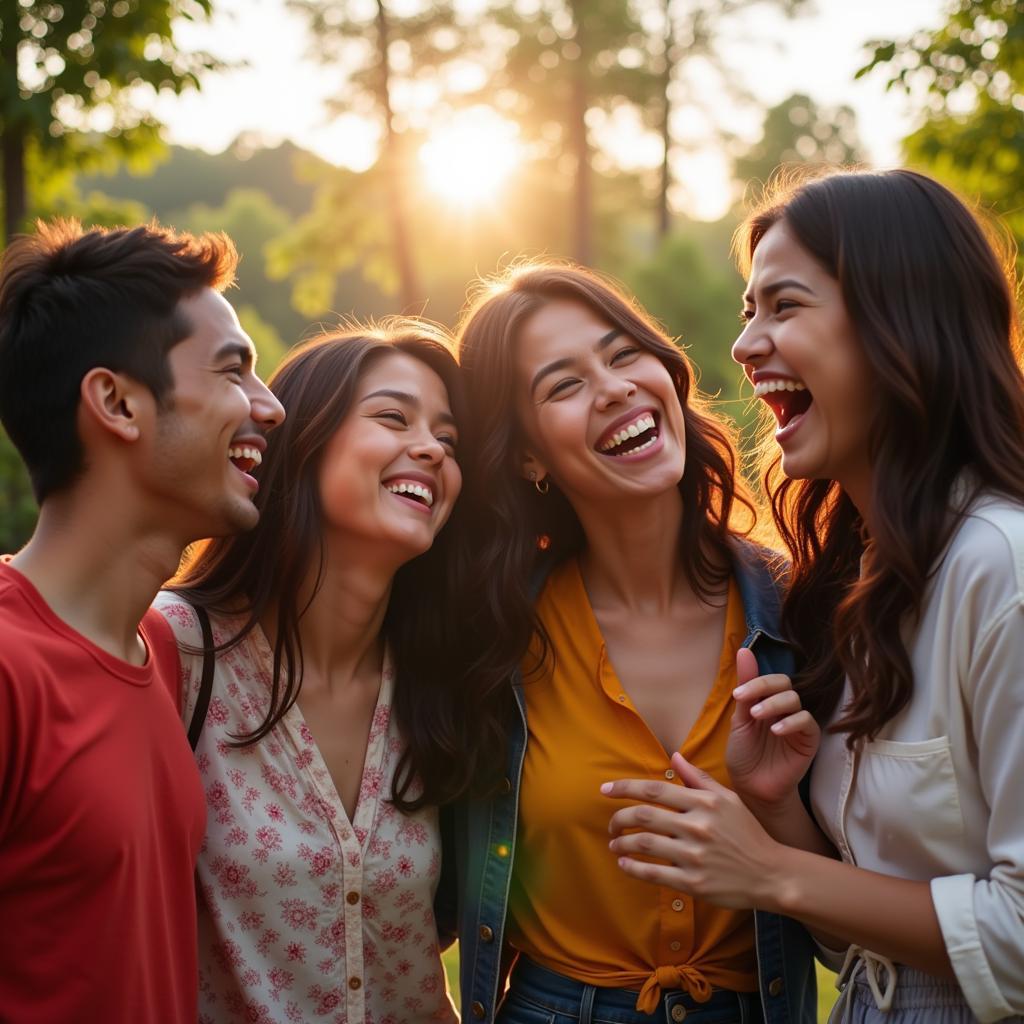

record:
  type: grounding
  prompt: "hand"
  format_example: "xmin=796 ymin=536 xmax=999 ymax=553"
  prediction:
xmin=726 ymin=649 xmax=819 ymax=809
xmin=602 ymin=752 xmax=784 ymax=910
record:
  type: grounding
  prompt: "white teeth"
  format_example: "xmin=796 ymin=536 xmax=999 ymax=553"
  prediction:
xmin=599 ymin=413 xmax=657 ymax=452
xmin=753 ymin=379 xmax=806 ymax=398
xmin=385 ymin=482 xmax=434 ymax=508
xmin=228 ymin=446 xmax=262 ymax=466
xmin=608 ymin=434 xmax=657 ymax=457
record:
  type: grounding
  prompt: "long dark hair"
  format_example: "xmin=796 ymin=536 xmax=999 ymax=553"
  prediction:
xmin=171 ymin=320 xmax=484 ymax=811
xmin=455 ymin=261 xmax=758 ymax=738
xmin=734 ymin=169 xmax=1024 ymax=742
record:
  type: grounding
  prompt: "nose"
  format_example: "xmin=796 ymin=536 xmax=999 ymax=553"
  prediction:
xmin=250 ymin=377 xmax=286 ymax=431
xmin=593 ymin=367 xmax=636 ymax=410
xmin=408 ymin=431 xmax=446 ymax=464
xmin=731 ymin=316 xmax=773 ymax=367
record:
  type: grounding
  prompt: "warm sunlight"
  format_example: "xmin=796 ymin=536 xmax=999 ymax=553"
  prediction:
xmin=418 ymin=107 xmax=523 ymax=207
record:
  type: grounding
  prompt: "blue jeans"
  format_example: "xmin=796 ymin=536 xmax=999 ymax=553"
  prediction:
xmin=497 ymin=958 xmax=765 ymax=1024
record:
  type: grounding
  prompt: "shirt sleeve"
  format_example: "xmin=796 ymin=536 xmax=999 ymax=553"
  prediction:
xmin=151 ymin=592 xmax=206 ymax=724
xmin=931 ymin=598 xmax=1024 ymax=1021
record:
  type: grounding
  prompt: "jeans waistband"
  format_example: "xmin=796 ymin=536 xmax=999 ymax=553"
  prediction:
xmin=505 ymin=958 xmax=764 ymax=1024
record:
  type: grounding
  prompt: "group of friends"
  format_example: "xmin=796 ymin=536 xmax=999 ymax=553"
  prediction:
xmin=0 ymin=166 xmax=1022 ymax=1024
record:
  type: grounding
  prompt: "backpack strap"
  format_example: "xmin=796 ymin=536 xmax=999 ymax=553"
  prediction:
xmin=187 ymin=605 xmax=215 ymax=751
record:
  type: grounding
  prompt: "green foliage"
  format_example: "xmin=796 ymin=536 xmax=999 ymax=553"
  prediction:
xmin=860 ymin=0 xmax=1024 ymax=243
xmin=179 ymin=187 xmax=309 ymax=347
xmin=0 ymin=428 xmax=36 ymax=554
xmin=732 ymin=93 xmax=865 ymax=190
xmin=0 ymin=0 xmax=220 ymax=237
xmin=626 ymin=225 xmax=745 ymax=401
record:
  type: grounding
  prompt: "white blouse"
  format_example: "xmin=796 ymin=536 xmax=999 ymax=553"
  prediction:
xmin=154 ymin=593 xmax=457 ymax=1024
xmin=811 ymin=492 xmax=1024 ymax=1022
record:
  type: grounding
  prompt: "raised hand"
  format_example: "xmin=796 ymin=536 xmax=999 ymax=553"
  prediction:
xmin=726 ymin=649 xmax=819 ymax=809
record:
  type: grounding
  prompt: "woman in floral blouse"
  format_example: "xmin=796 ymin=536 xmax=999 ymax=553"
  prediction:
xmin=155 ymin=321 xmax=478 ymax=1024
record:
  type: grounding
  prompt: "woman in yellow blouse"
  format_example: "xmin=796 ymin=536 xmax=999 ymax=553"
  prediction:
xmin=447 ymin=263 xmax=816 ymax=1024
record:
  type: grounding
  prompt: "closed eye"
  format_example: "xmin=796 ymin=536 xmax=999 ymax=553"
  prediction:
xmin=546 ymin=378 xmax=582 ymax=400
xmin=437 ymin=432 xmax=458 ymax=451
xmin=610 ymin=346 xmax=640 ymax=364
xmin=376 ymin=410 xmax=408 ymax=425
xmin=739 ymin=309 xmax=754 ymax=322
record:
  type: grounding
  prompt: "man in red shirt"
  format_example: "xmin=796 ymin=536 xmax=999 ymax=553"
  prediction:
xmin=0 ymin=221 xmax=285 ymax=1021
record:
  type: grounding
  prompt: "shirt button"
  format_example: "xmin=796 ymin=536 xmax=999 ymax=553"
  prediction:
xmin=471 ymin=1001 xmax=487 ymax=1019
xmin=348 ymin=977 xmax=361 ymax=990
xmin=618 ymin=694 xmax=627 ymax=703
xmin=671 ymin=898 xmax=685 ymax=911
xmin=499 ymin=777 xmax=512 ymax=794
xmin=346 ymin=891 xmax=360 ymax=905
xmin=669 ymin=940 xmax=681 ymax=951
xmin=768 ymin=976 xmax=783 ymax=997
xmin=671 ymin=1006 xmax=688 ymax=1022
xmin=479 ymin=924 xmax=494 ymax=943
xmin=664 ymin=769 xmax=675 ymax=780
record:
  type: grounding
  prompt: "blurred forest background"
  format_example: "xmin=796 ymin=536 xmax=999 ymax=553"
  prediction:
xmin=1 ymin=0 xmax=1022 ymax=561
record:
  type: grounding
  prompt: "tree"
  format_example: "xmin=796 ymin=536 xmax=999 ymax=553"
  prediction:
xmin=646 ymin=0 xmax=808 ymax=238
xmin=860 ymin=0 xmax=1024 ymax=243
xmin=477 ymin=0 xmax=654 ymax=264
xmin=286 ymin=0 xmax=466 ymax=309
xmin=0 ymin=0 xmax=218 ymax=243
xmin=732 ymin=92 xmax=865 ymax=190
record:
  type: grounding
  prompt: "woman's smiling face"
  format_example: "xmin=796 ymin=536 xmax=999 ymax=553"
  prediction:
xmin=732 ymin=220 xmax=875 ymax=505
xmin=513 ymin=298 xmax=687 ymax=505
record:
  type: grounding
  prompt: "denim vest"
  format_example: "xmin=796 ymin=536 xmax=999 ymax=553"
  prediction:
xmin=437 ymin=540 xmax=817 ymax=1024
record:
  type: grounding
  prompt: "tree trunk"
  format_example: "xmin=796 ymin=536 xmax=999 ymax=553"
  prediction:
xmin=568 ymin=0 xmax=591 ymax=266
xmin=375 ymin=0 xmax=419 ymax=311
xmin=657 ymin=4 xmax=674 ymax=240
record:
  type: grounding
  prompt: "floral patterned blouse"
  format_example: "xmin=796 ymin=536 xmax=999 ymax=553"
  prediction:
xmin=154 ymin=593 xmax=457 ymax=1024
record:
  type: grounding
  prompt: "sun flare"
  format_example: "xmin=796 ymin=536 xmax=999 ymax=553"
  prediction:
xmin=419 ymin=107 xmax=522 ymax=207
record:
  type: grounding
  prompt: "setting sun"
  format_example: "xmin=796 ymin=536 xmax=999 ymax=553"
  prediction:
xmin=418 ymin=107 xmax=523 ymax=207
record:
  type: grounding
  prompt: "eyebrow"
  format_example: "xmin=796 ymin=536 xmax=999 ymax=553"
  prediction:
xmin=361 ymin=388 xmax=457 ymax=428
xmin=213 ymin=340 xmax=256 ymax=366
xmin=742 ymin=279 xmax=816 ymax=305
xmin=529 ymin=327 xmax=624 ymax=398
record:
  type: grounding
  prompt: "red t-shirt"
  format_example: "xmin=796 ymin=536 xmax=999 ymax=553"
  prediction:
xmin=0 ymin=563 xmax=206 ymax=1023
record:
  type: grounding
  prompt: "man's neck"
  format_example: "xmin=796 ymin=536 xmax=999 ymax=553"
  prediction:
xmin=11 ymin=496 xmax=185 ymax=665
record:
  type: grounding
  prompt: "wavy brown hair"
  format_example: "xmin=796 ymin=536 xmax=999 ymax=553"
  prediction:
xmin=455 ymin=261 xmax=759 ymax=758
xmin=734 ymin=169 xmax=1024 ymax=742
xmin=170 ymin=320 xmax=486 ymax=811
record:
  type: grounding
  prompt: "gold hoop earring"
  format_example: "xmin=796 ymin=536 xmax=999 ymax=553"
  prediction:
xmin=535 ymin=477 xmax=549 ymax=495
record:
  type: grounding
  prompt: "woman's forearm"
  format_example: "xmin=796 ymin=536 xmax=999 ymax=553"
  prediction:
xmin=764 ymin=845 xmax=955 ymax=980
xmin=743 ymin=791 xmax=835 ymax=857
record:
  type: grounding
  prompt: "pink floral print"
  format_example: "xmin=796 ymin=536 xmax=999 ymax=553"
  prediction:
xmin=155 ymin=594 xmax=456 ymax=1024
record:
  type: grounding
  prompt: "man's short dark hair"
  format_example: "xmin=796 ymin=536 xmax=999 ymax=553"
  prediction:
xmin=0 ymin=219 xmax=239 ymax=502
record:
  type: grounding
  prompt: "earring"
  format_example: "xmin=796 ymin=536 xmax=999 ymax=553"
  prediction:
xmin=534 ymin=477 xmax=549 ymax=495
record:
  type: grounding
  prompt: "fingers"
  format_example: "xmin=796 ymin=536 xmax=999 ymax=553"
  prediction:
xmin=608 ymin=802 xmax=688 ymax=839
xmin=614 ymin=854 xmax=692 ymax=891
xmin=765 ymin=709 xmax=820 ymax=747
xmin=609 ymin=829 xmax=686 ymax=863
xmin=600 ymin=777 xmax=700 ymax=810
xmin=735 ymin=647 xmax=760 ymax=687
xmin=671 ymin=752 xmax=726 ymax=793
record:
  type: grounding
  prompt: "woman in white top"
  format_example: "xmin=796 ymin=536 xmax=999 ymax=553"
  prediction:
xmin=600 ymin=169 xmax=1024 ymax=1022
xmin=155 ymin=322 xmax=473 ymax=1024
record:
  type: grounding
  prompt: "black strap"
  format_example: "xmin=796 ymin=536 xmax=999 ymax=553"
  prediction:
xmin=187 ymin=605 xmax=215 ymax=751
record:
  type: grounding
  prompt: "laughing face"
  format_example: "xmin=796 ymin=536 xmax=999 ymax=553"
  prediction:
xmin=514 ymin=299 xmax=687 ymax=506
xmin=317 ymin=351 xmax=461 ymax=560
xmin=146 ymin=288 xmax=285 ymax=539
xmin=732 ymin=220 xmax=874 ymax=505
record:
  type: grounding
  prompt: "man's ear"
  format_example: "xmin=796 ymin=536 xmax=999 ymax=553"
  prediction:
xmin=79 ymin=368 xmax=146 ymax=443
xmin=520 ymin=450 xmax=548 ymax=486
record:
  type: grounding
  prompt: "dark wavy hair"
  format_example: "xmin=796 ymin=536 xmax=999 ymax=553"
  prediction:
xmin=734 ymin=168 xmax=1024 ymax=743
xmin=455 ymin=261 xmax=759 ymax=759
xmin=170 ymin=320 xmax=484 ymax=811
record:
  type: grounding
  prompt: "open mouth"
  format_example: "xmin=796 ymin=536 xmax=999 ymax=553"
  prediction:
xmin=228 ymin=445 xmax=263 ymax=474
xmin=754 ymin=379 xmax=813 ymax=431
xmin=384 ymin=480 xmax=435 ymax=509
xmin=596 ymin=412 xmax=660 ymax=457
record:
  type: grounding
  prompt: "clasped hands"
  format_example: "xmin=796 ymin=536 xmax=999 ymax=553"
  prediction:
xmin=601 ymin=649 xmax=819 ymax=911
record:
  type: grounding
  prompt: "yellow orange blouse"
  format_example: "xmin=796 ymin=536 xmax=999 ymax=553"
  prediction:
xmin=507 ymin=558 xmax=757 ymax=1011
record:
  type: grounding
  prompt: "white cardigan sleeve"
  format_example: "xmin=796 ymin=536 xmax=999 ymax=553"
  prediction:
xmin=931 ymin=598 xmax=1024 ymax=1022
